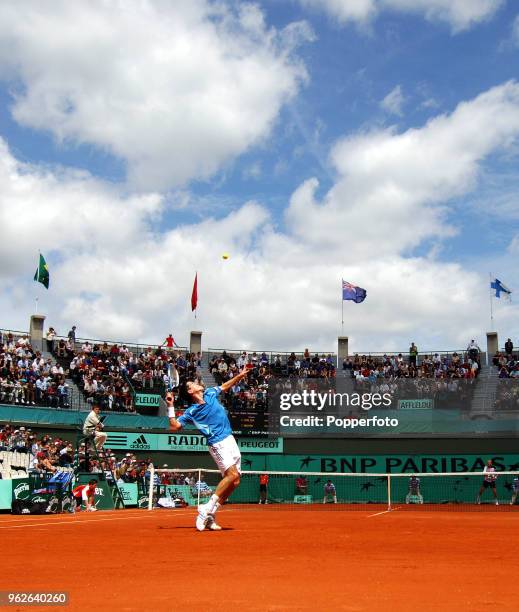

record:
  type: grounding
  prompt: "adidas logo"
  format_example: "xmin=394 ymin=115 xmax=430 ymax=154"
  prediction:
xmin=130 ymin=434 xmax=151 ymax=450
xmin=106 ymin=434 xmax=127 ymax=447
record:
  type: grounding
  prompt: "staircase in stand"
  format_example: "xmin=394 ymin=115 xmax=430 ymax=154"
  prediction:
xmin=470 ymin=365 xmax=498 ymax=419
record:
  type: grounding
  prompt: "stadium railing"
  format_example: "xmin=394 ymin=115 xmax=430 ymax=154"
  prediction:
xmin=0 ymin=328 xmax=29 ymax=343
xmin=51 ymin=334 xmax=188 ymax=357
xmin=348 ymin=349 xmax=481 ymax=363
xmin=207 ymin=348 xmax=337 ymax=364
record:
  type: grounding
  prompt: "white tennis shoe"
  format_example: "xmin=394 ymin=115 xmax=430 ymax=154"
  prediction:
xmin=196 ymin=504 xmax=210 ymax=531
xmin=205 ymin=515 xmax=222 ymax=531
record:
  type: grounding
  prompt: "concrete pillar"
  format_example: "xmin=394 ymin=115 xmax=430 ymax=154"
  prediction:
xmin=338 ymin=336 xmax=349 ymax=367
xmin=486 ymin=332 xmax=498 ymax=365
xmin=30 ymin=314 xmax=46 ymax=352
xmin=190 ymin=331 xmax=202 ymax=355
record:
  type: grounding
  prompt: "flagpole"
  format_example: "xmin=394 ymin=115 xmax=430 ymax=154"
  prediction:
xmin=489 ymin=272 xmax=494 ymax=330
xmin=35 ymin=297 xmax=38 ymax=314
xmin=341 ymin=294 xmax=344 ymax=334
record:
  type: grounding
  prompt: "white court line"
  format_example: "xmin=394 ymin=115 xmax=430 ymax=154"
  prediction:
xmin=0 ymin=509 xmax=195 ymax=530
xmin=0 ymin=509 xmax=154 ymax=526
xmin=367 ymin=507 xmax=400 ymax=517
xmin=0 ymin=507 xmax=243 ymax=531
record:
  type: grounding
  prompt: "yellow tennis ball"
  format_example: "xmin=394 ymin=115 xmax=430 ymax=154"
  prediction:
xmin=222 ymin=253 xmax=229 ymax=260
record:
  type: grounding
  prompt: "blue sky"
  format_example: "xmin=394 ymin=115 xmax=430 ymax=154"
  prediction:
xmin=1 ymin=0 xmax=519 ymax=352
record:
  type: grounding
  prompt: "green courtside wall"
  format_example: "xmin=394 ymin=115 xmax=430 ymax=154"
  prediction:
xmin=3 ymin=452 xmax=518 ymax=508
xmin=2 ymin=404 xmax=519 ymax=436
xmin=76 ymin=474 xmax=115 ymax=510
xmin=0 ymin=480 xmax=12 ymax=509
xmin=0 ymin=404 xmax=168 ymax=429
xmin=104 ymin=431 xmax=283 ymax=453
xmin=221 ymin=452 xmax=519 ymax=504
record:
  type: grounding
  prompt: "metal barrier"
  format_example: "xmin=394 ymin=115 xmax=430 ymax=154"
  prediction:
xmin=207 ymin=348 xmax=337 ymax=364
xmin=0 ymin=328 xmax=29 ymax=343
xmin=53 ymin=334 xmax=188 ymax=357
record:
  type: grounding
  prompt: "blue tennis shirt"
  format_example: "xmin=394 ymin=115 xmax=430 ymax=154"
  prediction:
xmin=177 ymin=386 xmax=232 ymax=445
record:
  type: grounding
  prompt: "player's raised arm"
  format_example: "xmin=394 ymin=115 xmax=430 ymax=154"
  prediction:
xmin=166 ymin=392 xmax=182 ymax=432
xmin=220 ymin=366 xmax=251 ymax=393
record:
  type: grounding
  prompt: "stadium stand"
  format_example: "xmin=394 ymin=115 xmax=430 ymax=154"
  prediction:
xmin=63 ymin=340 xmax=201 ymax=413
xmin=0 ymin=423 xmax=76 ymax=479
xmin=0 ymin=329 xmax=71 ymax=408
xmin=490 ymin=349 xmax=519 ymax=411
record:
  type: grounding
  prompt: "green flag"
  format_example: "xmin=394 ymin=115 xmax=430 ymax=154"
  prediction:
xmin=34 ymin=253 xmax=49 ymax=289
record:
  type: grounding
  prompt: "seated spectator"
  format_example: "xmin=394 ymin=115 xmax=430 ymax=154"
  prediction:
xmin=56 ymin=338 xmax=67 ymax=357
xmin=193 ymin=477 xmax=213 ymax=499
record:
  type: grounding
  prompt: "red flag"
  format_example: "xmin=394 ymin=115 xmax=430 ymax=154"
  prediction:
xmin=191 ymin=273 xmax=198 ymax=312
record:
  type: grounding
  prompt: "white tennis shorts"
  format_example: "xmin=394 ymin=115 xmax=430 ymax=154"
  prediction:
xmin=208 ymin=435 xmax=242 ymax=476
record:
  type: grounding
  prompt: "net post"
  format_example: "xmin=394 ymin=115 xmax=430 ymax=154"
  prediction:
xmin=387 ymin=474 xmax=391 ymax=511
xmin=147 ymin=464 xmax=154 ymax=511
xmin=197 ymin=468 xmax=201 ymax=507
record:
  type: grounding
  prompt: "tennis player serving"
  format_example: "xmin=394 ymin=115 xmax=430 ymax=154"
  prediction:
xmin=166 ymin=366 xmax=252 ymax=531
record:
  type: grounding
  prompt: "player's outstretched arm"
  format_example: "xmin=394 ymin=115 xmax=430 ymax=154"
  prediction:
xmin=166 ymin=392 xmax=182 ymax=432
xmin=220 ymin=366 xmax=251 ymax=393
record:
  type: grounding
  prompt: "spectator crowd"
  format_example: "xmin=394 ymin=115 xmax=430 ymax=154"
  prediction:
xmin=492 ymin=339 xmax=519 ymax=410
xmin=0 ymin=422 xmax=199 ymax=490
xmin=0 ymin=330 xmax=70 ymax=408
xmin=0 ymin=423 xmax=74 ymax=473
xmin=64 ymin=335 xmax=201 ymax=413
xmin=208 ymin=349 xmax=336 ymax=414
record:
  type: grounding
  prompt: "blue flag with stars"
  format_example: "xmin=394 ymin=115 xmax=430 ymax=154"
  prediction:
xmin=342 ymin=280 xmax=367 ymax=303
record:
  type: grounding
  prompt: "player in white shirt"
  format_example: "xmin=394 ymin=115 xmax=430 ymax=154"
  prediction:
xmin=476 ymin=459 xmax=499 ymax=505
xmin=510 ymin=477 xmax=519 ymax=505
xmin=323 ymin=480 xmax=337 ymax=504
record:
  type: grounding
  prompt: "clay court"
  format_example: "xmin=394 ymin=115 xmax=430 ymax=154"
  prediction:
xmin=1 ymin=506 xmax=518 ymax=611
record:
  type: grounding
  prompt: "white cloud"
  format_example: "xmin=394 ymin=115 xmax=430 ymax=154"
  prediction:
xmin=3 ymin=81 xmax=519 ymax=351
xmin=242 ymin=161 xmax=262 ymax=180
xmin=421 ymin=97 xmax=440 ymax=110
xmin=299 ymin=0 xmax=377 ymax=25
xmin=298 ymin=0 xmax=503 ymax=32
xmin=385 ymin=0 xmax=504 ymax=33
xmin=286 ymin=81 xmax=519 ymax=258
xmin=381 ymin=85 xmax=405 ymax=116
xmin=0 ymin=1 xmax=313 ymax=191
xmin=508 ymin=234 xmax=519 ymax=253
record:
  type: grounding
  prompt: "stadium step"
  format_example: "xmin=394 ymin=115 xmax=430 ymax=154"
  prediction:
xmin=200 ymin=353 xmax=216 ymax=386
xmin=470 ymin=365 xmax=498 ymax=417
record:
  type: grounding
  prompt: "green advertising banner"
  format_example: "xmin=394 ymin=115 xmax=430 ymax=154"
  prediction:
xmin=263 ymin=453 xmax=519 ymax=474
xmin=118 ymin=483 xmax=138 ymax=506
xmin=12 ymin=478 xmax=31 ymax=500
xmin=0 ymin=480 xmax=12 ymax=510
xmin=216 ymin=453 xmax=519 ymax=505
xmin=398 ymin=399 xmax=433 ymax=410
xmin=215 ymin=452 xmax=519 ymax=475
xmin=161 ymin=484 xmax=197 ymax=506
xmin=105 ymin=432 xmax=284 ymax=453
xmin=0 ymin=404 xmax=168 ymax=429
xmin=76 ymin=474 xmax=115 ymax=510
xmin=134 ymin=394 xmax=161 ymax=408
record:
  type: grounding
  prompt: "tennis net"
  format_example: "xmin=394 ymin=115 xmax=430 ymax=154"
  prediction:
xmin=147 ymin=467 xmax=519 ymax=511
